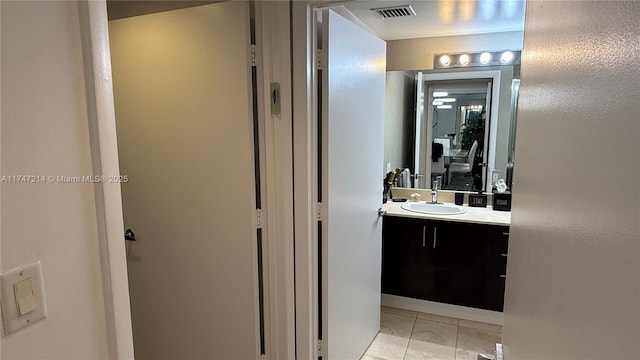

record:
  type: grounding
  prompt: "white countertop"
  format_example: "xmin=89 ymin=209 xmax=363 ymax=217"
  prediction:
xmin=382 ymin=201 xmax=511 ymax=226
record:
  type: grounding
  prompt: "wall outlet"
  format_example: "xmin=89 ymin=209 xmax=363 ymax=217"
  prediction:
xmin=386 ymin=162 xmax=391 ymax=173
xmin=492 ymin=171 xmax=500 ymax=183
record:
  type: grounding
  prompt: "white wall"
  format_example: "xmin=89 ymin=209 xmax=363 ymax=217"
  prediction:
xmin=503 ymin=1 xmax=640 ymax=359
xmin=492 ymin=66 xmax=515 ymax=183
xmin=1 ymin=1 xmax=110 ymax=358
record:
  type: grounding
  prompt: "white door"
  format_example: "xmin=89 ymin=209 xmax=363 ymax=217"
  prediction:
xmin=482 ymin=81 xmax=493 ymax=191
xmin=321 ymin=9 xmax=386 ymax=360
xmin=109 ymin=3 xmax=263 ymax=359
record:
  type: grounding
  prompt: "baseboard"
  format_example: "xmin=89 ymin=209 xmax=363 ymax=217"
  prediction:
xmin=381 ymin=294 xmax=504 ymax=325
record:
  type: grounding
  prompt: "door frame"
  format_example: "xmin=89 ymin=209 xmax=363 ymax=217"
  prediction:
xmin=255 ymin=2 xmax=296 ymax=359
xmin=87 ymin=1 xmax=296 ymax=359
xmin=78 ymin=1 xmax=134 ymax=358
xmin=291 ymin=2 xmax=319 ymax=359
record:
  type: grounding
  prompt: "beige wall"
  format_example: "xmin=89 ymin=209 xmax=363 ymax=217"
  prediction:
xmin=1 ymin=1 xmax=109 ymax=359
xmin=387 ymin=31 xmax=524 ymax=71
xmin=384 ymin=71 xmax=415 ymax=175
xmin=503 ymin=1 xmax=640 ymax=358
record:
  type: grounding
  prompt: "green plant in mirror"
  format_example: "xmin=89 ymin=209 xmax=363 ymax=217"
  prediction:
xmin=461 ymin=110 xmax=485 ymax=150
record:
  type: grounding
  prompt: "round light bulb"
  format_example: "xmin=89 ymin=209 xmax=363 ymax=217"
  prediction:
xmin=500 ymin=51 xmax=514 ymax=64
xmin=459 ymin=54 xmax=470 ymax=65
xmin=439 ymin=55 xmax=451 ymax=67
xmin=480 ymin=52 xmax=492 ymax=64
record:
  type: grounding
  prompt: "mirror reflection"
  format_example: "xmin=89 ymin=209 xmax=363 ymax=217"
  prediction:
xmin=384 ymin=67 xmax=520 ymax=192
xmin=425 ymin=78 xmax=490 ymax=191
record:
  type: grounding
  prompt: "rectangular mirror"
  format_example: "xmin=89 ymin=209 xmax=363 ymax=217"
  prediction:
xmin=385 ymin=66 xmax=520 ymax=192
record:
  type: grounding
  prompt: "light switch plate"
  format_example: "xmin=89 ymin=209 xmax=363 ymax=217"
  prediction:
xmin=270 ymin=82 xmax=281 ymax=115
xmin=1 ymin=261 xmax=47 ymax=335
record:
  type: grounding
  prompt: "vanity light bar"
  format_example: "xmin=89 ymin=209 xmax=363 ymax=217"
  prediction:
xmin=434 ymin=51 xmax=521 ymax=69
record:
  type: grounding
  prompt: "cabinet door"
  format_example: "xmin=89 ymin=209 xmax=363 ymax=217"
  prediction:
xmin=484 ymin=226 xmax=509 ymax=311
xmin=426 ymin=222 xmax=509 ymax=311
xmin=382 ymin=217 xmax=430 ymax=300
xmin=426 ymin=221 xmax=493 ymax=309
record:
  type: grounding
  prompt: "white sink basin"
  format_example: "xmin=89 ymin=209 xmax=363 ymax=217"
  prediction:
xmin=401 ymin=202 xmax=467 ymax=215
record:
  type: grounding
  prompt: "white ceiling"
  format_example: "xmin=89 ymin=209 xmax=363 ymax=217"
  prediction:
xmin=340 ymin=0 xmax=526 ymax=40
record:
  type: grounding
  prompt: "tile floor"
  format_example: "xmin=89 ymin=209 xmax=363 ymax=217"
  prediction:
xmin=361 ymin=306 xmax=502 ymax=360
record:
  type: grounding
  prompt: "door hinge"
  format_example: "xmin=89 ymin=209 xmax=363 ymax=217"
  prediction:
xmin=250 ymin=44 xmax=257 ymax=67
xmin=316 ymin=339 xmax=325 ymax=358
xmin=316 ymin=49 xmax=324 ymax=70
xmin=315 ymin=203 xmax=323 ymax=221
xmin=256 ymin=209 xmax=264 ymax=228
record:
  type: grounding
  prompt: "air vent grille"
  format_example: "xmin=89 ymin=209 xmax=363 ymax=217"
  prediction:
xmin=372 ymin=5 xmax=416 ymax=18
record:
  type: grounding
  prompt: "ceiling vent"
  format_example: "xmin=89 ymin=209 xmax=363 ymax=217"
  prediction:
xmin=371 ymin=5 xmax=416 ymax=19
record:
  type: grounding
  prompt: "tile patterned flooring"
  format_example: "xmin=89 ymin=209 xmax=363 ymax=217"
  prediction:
xmin=361 ymin=306 xmax=502 ymax=360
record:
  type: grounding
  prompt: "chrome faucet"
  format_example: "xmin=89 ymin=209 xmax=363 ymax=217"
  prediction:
xmin=430 ymin=178 xmax=441 ymax=204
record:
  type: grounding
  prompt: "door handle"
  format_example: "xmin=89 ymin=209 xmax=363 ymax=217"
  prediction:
xmin=433 ymin=226 xmax=438 ymax=248
xmin=125 ymin=228 xmax=136 ymax=241
xmin=422 ymin=226 xmax=426 ymax=247
xmin=378 ymin=208 xmax=387 ymax=217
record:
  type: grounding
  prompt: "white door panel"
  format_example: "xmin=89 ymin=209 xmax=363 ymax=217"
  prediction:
xmin=483 ymin=81 xmax=493 ymax=191
xmin=414 ymin=72 xmax=426 ymax=188
xmin=322 ymin=9 xmax=386 ymax=360
xmin=109 ymin=3 xmax=260 ymax=359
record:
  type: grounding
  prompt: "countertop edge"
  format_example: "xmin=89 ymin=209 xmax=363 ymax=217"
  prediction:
xmin=382 ymin=202 xmax=511 ymax=226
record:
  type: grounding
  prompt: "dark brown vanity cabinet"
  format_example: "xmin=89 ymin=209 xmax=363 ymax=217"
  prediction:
xmin=381 ymin=215 xmax=509 ymax=311
xmin=381 ymin=217 xmax=430 ymax=300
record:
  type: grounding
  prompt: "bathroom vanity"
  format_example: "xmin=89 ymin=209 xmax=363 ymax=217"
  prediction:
xmin=381 ymin=202 xmax=510 ymax=312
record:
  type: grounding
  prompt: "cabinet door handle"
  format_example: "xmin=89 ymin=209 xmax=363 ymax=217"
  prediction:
xmin=500 ymin=274 xmax=507 ymax=278
xmin=502 ymin=232 xmax=510 ymax=236
xmin=422 ymin=226 xmax=426 ymax=247
xmin=433 ymin=226 xmax=438 ymax=249
xmin=501 ymin=253 xmax=508 ymax=257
